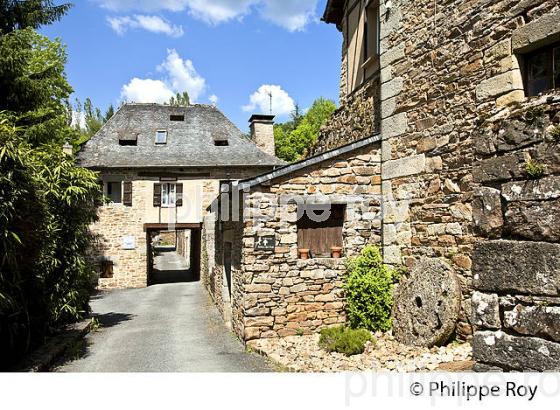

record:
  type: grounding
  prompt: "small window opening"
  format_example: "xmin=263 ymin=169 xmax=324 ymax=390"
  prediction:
xmin=524 ymin=42 xmax=560 ymax=96
xmin=170 ymin=115 xmax=185 ymax=122
xmin=119 ymin=139 xmax=137 ymax=146
xmin=214 ymin=140 xmax=229 ymax=146
xmin=297 ymin=204 xmax=345 ymax=258
xmin=155 ymin=130 xmax=168 ymax=144
xmin=106 ymin=181 xmax=122 ymax=203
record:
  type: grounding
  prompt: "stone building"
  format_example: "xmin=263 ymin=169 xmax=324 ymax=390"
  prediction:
xmin=319 ymin=0 xmax=560 ymax=370
xmin=78 ymin=103 xmax=283 ymax=289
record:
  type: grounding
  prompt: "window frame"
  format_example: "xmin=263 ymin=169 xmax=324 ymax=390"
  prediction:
xmin=296 ymin=203 xmax=346 ymax=259
xmin=524 ymin=41 xmax=560 ymax=97
xmin=155 ymin=130 xmax=168 ymax=145
xmin=161 ymin=182 xmax=177 ymax=208
xmin=105 ymin=180 xmax=123 ymax=204
xmin=345 ymin=0 xmax=380 ymax=95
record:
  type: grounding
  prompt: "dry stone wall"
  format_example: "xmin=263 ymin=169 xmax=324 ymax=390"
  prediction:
xmin=472 ymin=100 xmax=560 ymax=372
xmin=376 ymin=0 xmax=559 ymax=340
xmin=210 ymin=144 xmax=383 ymax=341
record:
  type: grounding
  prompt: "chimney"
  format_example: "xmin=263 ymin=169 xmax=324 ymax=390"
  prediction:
xmin=62 ymin=141 xmax=73 ymax=156
xmin=249 ymin=114 xmax=276 ymax=157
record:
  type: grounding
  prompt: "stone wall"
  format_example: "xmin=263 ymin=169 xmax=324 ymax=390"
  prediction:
xmin=309 ymin=77 xmax=381 ymax=156
xmin=91 ymin=167 xmax=268 ymax=290
xmin=212 ymin=144 xmax=383 ymax=341
xmin=471 ymin=100 xmax=560 ymax=371
xmin=376 ymin=0 xmax=559 ymax=340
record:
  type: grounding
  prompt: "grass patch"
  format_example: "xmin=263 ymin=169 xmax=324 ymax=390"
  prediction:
xmin=319 ymin=326 xmax=374 ymax=356
xmin=525 ymin=159 xmax=545 ymax=179
xmin=550 ymin=125 xmax=560 ymax=143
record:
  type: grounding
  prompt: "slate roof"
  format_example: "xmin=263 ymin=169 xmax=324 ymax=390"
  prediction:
xmin=77 ymin=103 xmax=285 ymax=169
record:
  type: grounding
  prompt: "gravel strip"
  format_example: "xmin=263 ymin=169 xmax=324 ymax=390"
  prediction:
xmin=248 ymin=332 xmax=473 ymax=372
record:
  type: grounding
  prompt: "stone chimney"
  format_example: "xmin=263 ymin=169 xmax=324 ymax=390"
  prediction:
xmin=62 ymin=141 xmax=73 ymax=156
xmin=249 ymin=114 xmax=275 ymax=157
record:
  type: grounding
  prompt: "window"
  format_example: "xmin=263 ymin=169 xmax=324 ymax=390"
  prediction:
xmin=106 ymin=181 xmax=122 ymax=203
xmin=105 ymin=181 xmax=132 ymax=205
xmin=161 ymin=183 xmax=176 ymax=207
xmin=525 ymin=42 xmax=560 ymax=96
xmin=346 ymin=0 xmax=380 ymax=94
xmin=119 ymin=139 xmax=137 ymax=146
xmin=154 ymin=182 xmax=183 ymax=207
xmin=297 ymin=204 xmax=345 ymax=258
xmin=170 ymin=114 xmax=185 ymax=121
xmin=155 ymin=130 xmax=168 ymax=144
xmin=214 ymin=140 xmax=229 ymax=146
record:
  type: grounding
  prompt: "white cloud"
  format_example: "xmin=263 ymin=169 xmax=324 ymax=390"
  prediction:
xmin=121 ymin=78 xmax=175 ymax=104
xmin=157 ymin=49 xmax=206 ymax=102
xmin=209 ymin=94 xmax=219 ymax=106
xmin=260 ymin=0 xmax=319 ymax=32
xmin=120 ymin=49 xmax=206 ymax=104
xmin=184 ymin=0 xmax=258 ymax=25
xmin=94 ymin=0 xmax=319 ymax=31
xmin=107 ymin=15 xmax=184 ymax=37
xmin=242 ymin=84 xmax=295 ymax=117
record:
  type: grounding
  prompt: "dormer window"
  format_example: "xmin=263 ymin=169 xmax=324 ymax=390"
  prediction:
xmin=213 ymin=132 xmax=229 ymax=147
xmin=118 ymin=133 xmax=138 ymax=146
xmin=155 ymin=130 xmax=167 ymax=144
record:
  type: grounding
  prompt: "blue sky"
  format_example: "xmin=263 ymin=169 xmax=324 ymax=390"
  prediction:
xmin=40 ymin=0 xmax=342 ymax=132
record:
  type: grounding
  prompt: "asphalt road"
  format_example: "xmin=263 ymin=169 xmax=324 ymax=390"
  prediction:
xmin=56 ymin=252 xmax=272 ymax=372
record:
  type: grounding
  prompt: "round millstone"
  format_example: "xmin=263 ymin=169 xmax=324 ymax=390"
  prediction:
xmin=392 ymin=258 xmax=461 ymax=347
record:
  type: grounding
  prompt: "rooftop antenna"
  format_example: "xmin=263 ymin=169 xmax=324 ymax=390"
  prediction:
xmin=267 ymin=90 xmax=273 ymax=115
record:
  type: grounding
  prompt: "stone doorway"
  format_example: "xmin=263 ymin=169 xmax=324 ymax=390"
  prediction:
xmin=145 ymin=225 xmax=201 ymax=285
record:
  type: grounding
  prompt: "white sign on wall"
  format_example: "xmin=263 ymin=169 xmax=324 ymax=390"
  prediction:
xmin=122 ymin=236 xmax=136 ymax=250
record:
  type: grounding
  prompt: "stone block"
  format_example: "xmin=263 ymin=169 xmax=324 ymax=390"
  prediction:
xmin=383 ymin=245 xmax=401 ymax=265
xmin=381 ymin=77 xmax=404 ymax=100
xmin=473 ymin=155 xmax=518 ymax=183
xmin=245 ymin=316 xmax=274 ymax=328
xmin=472 ymin=187 xmax=503 ymax=238
xmin=473 ymin=331 xmax=560 ymax=371
xmin=512 ymin=10 xmax=560 ymax=53
xmin=382 ymin=112 xmax=408 ymax=139
xmin=476 ymin=71 xmax=524 ymax=101
xmin=245 ymin=284 xmax=272 ymax=293
xmin=473 ymin=240 xmax=560 ymax=296
xmin=502 ymin=176 xmax=560 ymax=201
xmin=472 ymin=292 xmax=501 ymax=329
xmin=382 ymin=154 xmax=425 ymax=180
xmin=483 ymin=39 xmax=511 ymax=63
xmin=505 ymin=200 xmax=560 ymax=242
xmin=383 ymin=201 xmax=409 ymax=223
xmin=504 ymin=305 xmax=560 ymax=342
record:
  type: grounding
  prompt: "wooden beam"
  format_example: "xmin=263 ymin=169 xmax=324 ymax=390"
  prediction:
xmin=143 ymin=223 xmax=202 ymax=232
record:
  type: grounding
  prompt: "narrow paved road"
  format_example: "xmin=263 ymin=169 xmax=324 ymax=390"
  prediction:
xmin=56 ymin=252 xmax=272 ymax=372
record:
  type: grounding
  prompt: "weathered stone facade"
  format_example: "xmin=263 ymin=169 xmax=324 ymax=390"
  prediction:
xmin=208 ymin=144 xmax=382 ymax=341
xmin=320 ymin=0 xmax=560 ymax=344
xmin=471 ymin=101 xmax=560 ymax=371
xmin=91 ymin=168 xmax=271 ymax=290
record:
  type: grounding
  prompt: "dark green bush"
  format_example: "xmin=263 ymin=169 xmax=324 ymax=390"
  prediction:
xmin=344 ymin=246 xmax=399 ymax=332
xmin=319 ymin=326 xmax=373 ymax=356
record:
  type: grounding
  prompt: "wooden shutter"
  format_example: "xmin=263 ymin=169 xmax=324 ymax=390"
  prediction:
xmin=347 ymin=1 xmax=365 ymax=93
xmin=123 ymin=181 xmax=133 ymax=206
xmin=176 ymin=183 xmax=183 ymax=207
xmin=153 ymin=183 xmax=162 ymax=207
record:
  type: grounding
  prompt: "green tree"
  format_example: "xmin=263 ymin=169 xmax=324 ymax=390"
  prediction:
xmin=168 ymin=91 xmax=190 ymax=106
xmin=274 ymin=98 xmax=336 ymax=162
xmin=0 ymin=3 xmax=101 ymax=368
xmin=0 ymin=0 xmax=71 ymax=33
